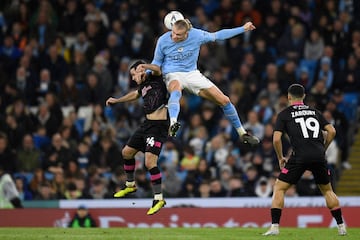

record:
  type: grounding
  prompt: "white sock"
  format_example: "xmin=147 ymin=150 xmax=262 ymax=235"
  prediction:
xmin=154 ymin=193 xmax=163 ymax=200
xmin=126 ymin=181 xmax=135 ymax=187
xmin=170 ymin=118 xmax=177 ymax=126
xmin=237 ymin=126 xmax=246 ymax=136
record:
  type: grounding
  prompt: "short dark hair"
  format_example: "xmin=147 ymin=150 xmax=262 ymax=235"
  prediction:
xmin=129 ymin=60 xmax=146 ymax=72
xmin=288 ymin=84 xmax=305 ymax=98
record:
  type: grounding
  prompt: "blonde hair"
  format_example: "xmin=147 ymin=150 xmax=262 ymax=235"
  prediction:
xmin=174 ymin=19 xmax=192 ymax=31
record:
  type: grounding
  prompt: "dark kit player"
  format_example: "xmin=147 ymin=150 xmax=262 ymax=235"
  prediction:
xmin=263 ymin=84 xmax=346 ymax=236
xmin=106 ymin=60 xmax=168 ymax=215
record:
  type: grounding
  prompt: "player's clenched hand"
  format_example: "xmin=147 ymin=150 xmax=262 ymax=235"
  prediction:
xmin=278 ymin=157 xmax=288 ymax=169
xmin=243 ymin=22 xmax=256 ymax=31
xmin=136 ymin=64 xmax=146 ymax=73
xmin=106 ymin=97 xmax=118 ymax=106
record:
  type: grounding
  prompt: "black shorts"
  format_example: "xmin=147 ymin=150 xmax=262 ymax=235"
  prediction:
xmin=278 ymin=158 xmax=330 ymax=185
xmin=127 ymin=119 xmax=169 ymax=156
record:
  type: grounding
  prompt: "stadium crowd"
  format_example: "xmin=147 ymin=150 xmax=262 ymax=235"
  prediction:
xmin=0 ymin=0 xmax=359 ymax=202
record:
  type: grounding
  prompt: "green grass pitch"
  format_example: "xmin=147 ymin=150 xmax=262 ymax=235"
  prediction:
xmin=0 ymin=228 xmax=359 ymax=240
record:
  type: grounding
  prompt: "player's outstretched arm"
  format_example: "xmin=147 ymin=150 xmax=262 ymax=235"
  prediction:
xmin=106 ymin=90 xmax=140 ymax=106
xmin=214 ymin=21 xmax=256 ymax=40
xmin=136 ymin=63 xmax=162 ymax=76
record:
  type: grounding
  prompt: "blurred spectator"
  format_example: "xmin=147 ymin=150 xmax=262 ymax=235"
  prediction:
xmin=89 ymin=135 xmax=122 ymax=173
xmin=198 ymin=180 xmax=211 ymax=198
xmin=243 ymin=165 xmax=258 ymax=196
xmin=214 ymin=0 xmax=236 ymax=28
xmin=69 ymin=50 xmax=90 ymax=87
xmin=193 ymin=158 xmax=212 ymax=183
xmin=277 ymin=23 xmax=305 ymax=61
xmin=15 ymin=176 xmax=33 ymax=200
xmin=71 ymin=32 xmax=96 ymax=64
xmin=51 ymin=171 xmax=66 ymax=198
xmin=317 ymin=56 xmax=334 ymax=90
xmin=40 ymin=44 xmax=68 ymax=84
xmin=84 ymin=119 xmax=102 ymax=145
xmin=298 ymin=66 xmax=312 ymax=91
xmin=209 ymin=178 xmax=227 ymax=197
xmin=159 ymin=139 xmax=180 ymax=170
xmin=42 ymin=133 xmax=72 ymax=174
xmin=258 ymin=80 xmax=281 ymax=107
xmin=285 ymin=185 xmax=299 ymax=197
xmin=4 ymin=113 xmax=25 ymax=149
xmin=219 ymin=164 xmax=233 ymax=191
xmin=277 ymin=60 xmax=297 ymax=94
xmin=91 ymin=54 xmax=113 ymax=97
xmin=79 ymin=72 xmax=105 ymax=106
xmin=325 ymin=98 xmax=351 ymax=170
xmin=133 ymin=168 xmax=152 ymax=198
xmin=85 ymin=21 xmax=105 ymax=52
xmin=296 ymin=171 xmax=322 ymax=196
xmin=68 ymin=204 xmax=97 ymax=228
xmin=36 ymin=69 xmax=58 ymax=103
xmin=234 ymin=0 xmax=262 ymax=27
xmin=205 ymin=134 xmax=229 ymax=169
xmin=89 ymin=178 xmax=110 ymax=199
xmin=84 ymin=1 xmax=109 ymax=28
xmin=29 ymin=168 xmax=45 ymax=195
xmin=252 ymin=94 xmax=274 ymax=124
xmin=55 ymin=35 xmax=71 ymax=63
xmin=29 ymin=9 xmax=56 ymax=50
xmin=336 ymin=54 xmax=360 ymax=92
xmin=127 ymin=21 xmax=152 ymax=60
xmin=178 ymin=178 xmax=198 ymax=198
xmin=73 ymin=140 xmax=91 ymax=174
xmin=180 ymin=145 xmax=200 ymax=172
xmin=228 ymin=176 xmax=248 ymax=197
xmin=0 ymin=132 xmax=17 ymax=173
xmin=0 ymin=35 xmax=22 ymax=78
xmin=59 ymin=74 xmax=79 ymax=106
xmin=104 ymin=33 xmax=127 ymax=76
xmin=45 ymin=92 xmax=64 ymax=126
xmin=58 ymin=0 xmax=85 ymax=37
xmin=255 ymin=177 xmax=272 ymax=198
xmin=304 ymin=29 xmax=325 ymax=61
xmin=64 ymin=182 xmax=83 ymax=199
xmin=309 ymin=80 xmax=329 ymax=111
xmin=33 ymin=181 xmax=57 ymax=200
xmin=243 ymin=110 xmax=265 ymax=140
xmin=16 ymin=134 xmax=41 ymax=173
xmin=162 ymin=166 xmax=182 ymax=198
xmin=108 ymin=167 xmax=126 ymax=194
xmin=14 ymin=66 xmax=36 ymax=104
xmin=114 ymin=56 xmax=131 ymax=96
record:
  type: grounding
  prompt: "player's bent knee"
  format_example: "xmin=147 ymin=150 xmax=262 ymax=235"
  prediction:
xmin=168 ymin=80 xmax=181 ymax=91
xmin=122 ymin=147 xmax=135 ymax=159
xmin=218 ymin=95 xmax=230 ymax=106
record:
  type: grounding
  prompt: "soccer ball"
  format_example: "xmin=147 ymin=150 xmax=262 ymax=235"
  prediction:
xmin=164 ymin=11 xmax=184 ymax=30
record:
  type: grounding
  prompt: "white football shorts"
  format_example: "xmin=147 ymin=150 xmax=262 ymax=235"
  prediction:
xmin=164 ymin=70 xmax=215 ymax=95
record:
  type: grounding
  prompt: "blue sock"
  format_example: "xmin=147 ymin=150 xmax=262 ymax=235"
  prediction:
xmin=168 ymin=90 xmax=182 ymax=123
xmin=222 ymin=102 xmax=244 ymax=131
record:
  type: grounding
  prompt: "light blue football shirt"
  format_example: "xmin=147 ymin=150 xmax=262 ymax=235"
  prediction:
xmin=151 ymin=28 xmax=214 ymax=74
xmin=152 ymin=26 xmax=245 ymax=74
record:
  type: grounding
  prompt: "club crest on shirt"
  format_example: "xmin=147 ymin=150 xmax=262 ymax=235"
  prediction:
xmin=142 ymin=85 xmax=152 ymax=96
xmin=177 ymin=47 xmax=183 ymax=52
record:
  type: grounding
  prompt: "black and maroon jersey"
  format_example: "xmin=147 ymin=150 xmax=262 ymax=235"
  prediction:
xmin=274 ymin=104 xmax=330 ymax=162
xmin=138 ymin=74 xmax=168 ymax=115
